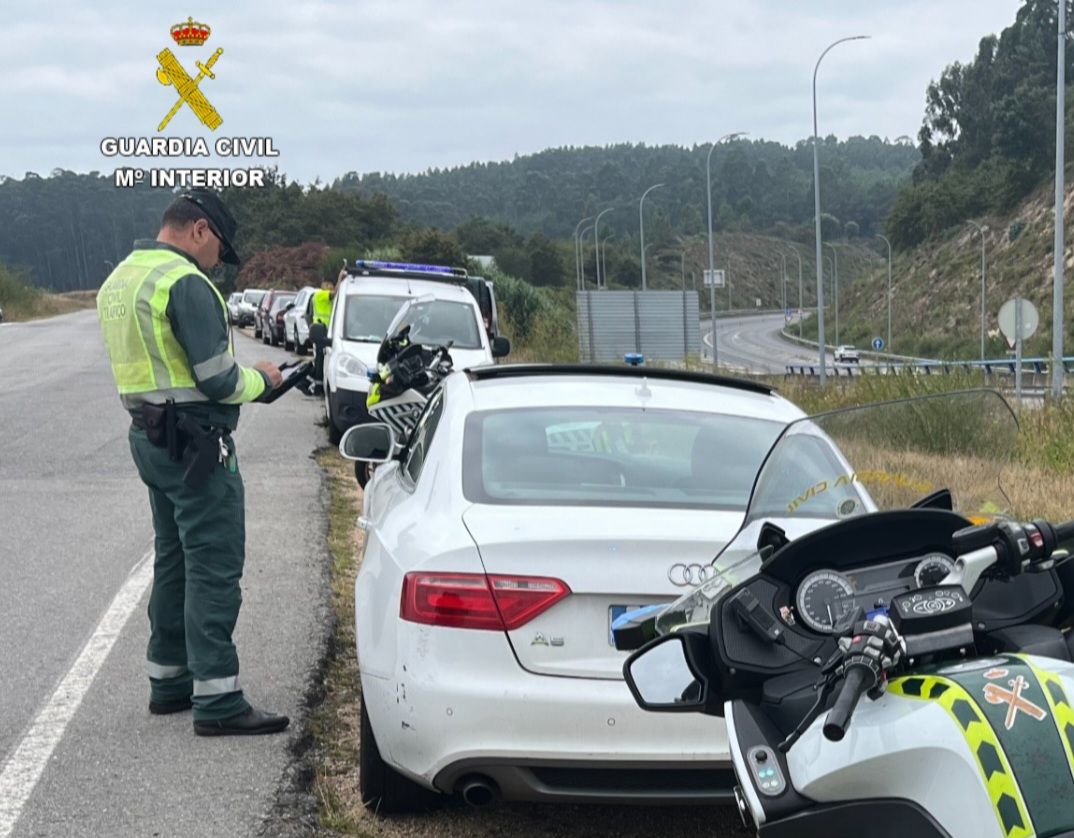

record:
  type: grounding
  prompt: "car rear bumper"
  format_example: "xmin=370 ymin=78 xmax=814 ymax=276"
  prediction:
xmin=359 ymin=626 xmax=732 ymax=804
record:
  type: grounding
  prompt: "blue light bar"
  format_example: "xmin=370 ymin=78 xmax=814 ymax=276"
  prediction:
xmin=624 ymin=353 xmax=645 ymax=366
xmin=352 ymin=259 xmax=465 ymax=277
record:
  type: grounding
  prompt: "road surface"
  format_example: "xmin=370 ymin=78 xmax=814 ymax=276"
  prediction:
xmin=702 ymin=312 xmax=834 ymax=373
xmin=0 ymin=310 xmax=327 ymax=838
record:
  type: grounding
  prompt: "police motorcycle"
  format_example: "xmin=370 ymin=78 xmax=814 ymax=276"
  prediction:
xmin=353 ymin=295 xmax=454 ymax=487
xmin=617 ymin=390 xmax=1074 ymax=838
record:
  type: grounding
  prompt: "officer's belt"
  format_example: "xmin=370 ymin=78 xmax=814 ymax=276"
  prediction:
xmin=130 ymin=414 xmax=230 ymax=435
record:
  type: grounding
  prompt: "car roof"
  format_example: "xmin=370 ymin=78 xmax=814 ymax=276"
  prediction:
xmin=338 ymin=274 xmax=475 ymax=303
xmin=457 ymin=365 xmax=803 ymax=422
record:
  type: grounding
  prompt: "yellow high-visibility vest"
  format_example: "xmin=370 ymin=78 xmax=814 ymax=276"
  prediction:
xmin=97 ymin=249 xmax=262 ymax=408
xmin=311 ymin=288 xmax=334 ymax=326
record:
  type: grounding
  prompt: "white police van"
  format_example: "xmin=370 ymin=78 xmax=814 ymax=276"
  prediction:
xmin=323 ymin=260 xmax=509 ymax=443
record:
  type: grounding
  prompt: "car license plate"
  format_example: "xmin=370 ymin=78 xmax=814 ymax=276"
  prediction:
xmin=609 ymin=604 xmax=647 ymax=646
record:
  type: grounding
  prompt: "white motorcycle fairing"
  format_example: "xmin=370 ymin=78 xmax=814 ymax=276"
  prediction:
xmin=731 ymin=653 xmax=1074 ymax=838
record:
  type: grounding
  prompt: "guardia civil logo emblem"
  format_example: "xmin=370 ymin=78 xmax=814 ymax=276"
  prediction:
xmin=154 ymin=17 xmax=224 ymax=132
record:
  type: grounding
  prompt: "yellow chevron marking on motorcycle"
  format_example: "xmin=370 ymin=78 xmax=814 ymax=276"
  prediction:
xmin=889 ymin=675 xmax=1033 ymax=838
xmin=1016 ymin=655 xmax=1074 ymax=784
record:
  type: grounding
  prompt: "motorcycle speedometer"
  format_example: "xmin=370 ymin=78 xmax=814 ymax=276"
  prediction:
xmin=795 ymin=570 xmax=855 ymax=634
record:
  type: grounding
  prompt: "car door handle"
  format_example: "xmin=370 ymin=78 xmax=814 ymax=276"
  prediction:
xmin=357 ymin=515 xmax=372 ymax=531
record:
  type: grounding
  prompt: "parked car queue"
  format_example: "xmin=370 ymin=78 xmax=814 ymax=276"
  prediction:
xmin=227 ymin=263 xmax=821 ymax=817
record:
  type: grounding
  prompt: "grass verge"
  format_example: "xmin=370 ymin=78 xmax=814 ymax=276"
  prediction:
xmin=0 ymin=265 xmax=97 ymax=321
xmin=308 ymin=448 xmax=373 ymax=836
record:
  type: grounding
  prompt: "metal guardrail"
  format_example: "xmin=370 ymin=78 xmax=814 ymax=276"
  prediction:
xmin=785 ymin=357 xmax=1074 ymax=378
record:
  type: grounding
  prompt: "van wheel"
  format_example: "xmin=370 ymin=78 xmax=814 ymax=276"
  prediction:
xmin=359 ymin=698 xmax=444 ymax=814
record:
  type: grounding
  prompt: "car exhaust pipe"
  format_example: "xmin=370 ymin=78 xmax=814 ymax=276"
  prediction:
xmin=458 ymin=775 xmax=499 ymax=807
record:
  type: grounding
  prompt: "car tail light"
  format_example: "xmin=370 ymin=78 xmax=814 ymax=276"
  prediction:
xmin=401 ymin=572 xmax=570 ymax=630
xmin=276 ymin=311 xmax=285 ymax=324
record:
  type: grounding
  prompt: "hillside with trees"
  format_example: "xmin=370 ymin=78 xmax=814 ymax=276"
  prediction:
xmin=333 ymin=137 xmax=919 ymax=243
xmin=0 ymin=170 xmax=397 ymax=293
xmin=889 ymin=0 xmax=1074 ymax=247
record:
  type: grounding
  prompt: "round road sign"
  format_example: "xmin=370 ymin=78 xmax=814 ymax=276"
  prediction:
xmin=998 ymin=298 xmax=1039 ymax=345
xmin=872 ymin=337 xmax=884 ymax=351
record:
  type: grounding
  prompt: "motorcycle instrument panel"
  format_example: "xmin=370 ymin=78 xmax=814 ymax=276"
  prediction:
xmin=792 ymin=553 xmax=954 ymax=635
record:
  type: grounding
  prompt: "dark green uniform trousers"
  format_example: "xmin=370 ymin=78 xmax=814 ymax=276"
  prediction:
xmin=129 ymin=426 xmax=251 ymax=721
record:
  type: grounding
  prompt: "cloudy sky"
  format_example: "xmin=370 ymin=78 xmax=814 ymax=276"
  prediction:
xmin=3 ymin=1 xmax=1027 ymax=185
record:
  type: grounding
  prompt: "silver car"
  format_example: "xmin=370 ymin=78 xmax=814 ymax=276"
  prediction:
xmin=283 ymin=286 xmax=316 ymax=354
xmin=226 ymin=292 xmax=243 ymax=325
xmin=237 ymin=288 xmax=266 ymax=328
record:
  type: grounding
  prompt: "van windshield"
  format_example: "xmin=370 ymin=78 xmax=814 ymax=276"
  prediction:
xmin=344 ymin=295 xmax=482 ymax=348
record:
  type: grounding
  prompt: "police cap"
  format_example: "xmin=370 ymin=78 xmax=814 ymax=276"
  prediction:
xmin=180 ymin=189 xmax=241 ymax=266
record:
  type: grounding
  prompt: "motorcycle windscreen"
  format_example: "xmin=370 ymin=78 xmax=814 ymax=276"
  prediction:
xmin=650 ymin=390 xmax=1023 ymax=638
xmin=744 ymin=389 xmax=1021 ymax=525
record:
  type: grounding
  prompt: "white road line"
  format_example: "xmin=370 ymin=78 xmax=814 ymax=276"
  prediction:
xmin=0 ymin=549 xmax=154 ymax=838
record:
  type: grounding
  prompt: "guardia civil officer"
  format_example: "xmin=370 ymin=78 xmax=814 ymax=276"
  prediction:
xmin=97 ymin=189 xmax=289 ymax=736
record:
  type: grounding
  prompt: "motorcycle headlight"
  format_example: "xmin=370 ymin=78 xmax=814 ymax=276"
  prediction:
xmin=335 ymin=353 xmax=368 ymax=380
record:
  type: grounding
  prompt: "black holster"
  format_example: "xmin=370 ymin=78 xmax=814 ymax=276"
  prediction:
xmin=142 ymin=400 xmax=181 ymax=461
xmin=176 ymin=414 xmax=223 ymax=489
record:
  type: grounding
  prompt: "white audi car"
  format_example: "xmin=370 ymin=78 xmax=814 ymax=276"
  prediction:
xmin=342 ymin=364 xmax=806 ymax=812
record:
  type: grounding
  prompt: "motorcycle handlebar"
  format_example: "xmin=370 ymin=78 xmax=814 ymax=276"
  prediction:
xmin=1053 ymin=520 xmax=1074 ymax=544
xmin=823 ymin=667 xmax=871 ymax=743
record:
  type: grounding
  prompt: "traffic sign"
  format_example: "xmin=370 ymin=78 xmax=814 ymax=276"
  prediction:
xmin=998 ymin=298 xmax=1039 ymax=348
xmin=785 ymin=308 xmax=794 ymax=323
xmin=703 ymin=269 xmax=725 ymax=288
xmin=872 ymin=337 xmax=885 ymax=351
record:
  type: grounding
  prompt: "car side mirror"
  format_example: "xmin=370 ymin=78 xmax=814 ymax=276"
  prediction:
xmin=623 ymin=633 xmax=717 ymax=714
xmin=339 ymin=423 xmax=396 ymax=463
xmin=285 ymin=302 xmax=294 ymax=311
xmin=491 ymin=335 xmax=511 ymax=358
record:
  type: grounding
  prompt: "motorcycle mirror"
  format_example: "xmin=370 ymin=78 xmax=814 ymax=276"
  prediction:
xmin=623 ymin=634 xmax=712 ymax=713
xmin=339 ymin=423 xmax=396 ymax=464
xmin=491 ymin=335 xmax=511 ymax=359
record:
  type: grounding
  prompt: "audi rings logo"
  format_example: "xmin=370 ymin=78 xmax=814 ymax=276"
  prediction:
xmin=667 ymin=563 xmax=718 ymax=587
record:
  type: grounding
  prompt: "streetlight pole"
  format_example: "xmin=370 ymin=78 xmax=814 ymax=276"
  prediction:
xmin=778 ymin=252 xmax=788 ymax=312
xmin=639 ymin=183 xmax=664 ymax=291
xmin=824 ymin=255 xmax=835 ymax=355
xmin=813 ymin=34 xmax=869 ymax=385
xmin=573 ymin=216 xmax=593 ymax=290
xmin=593 ymin=207 xmax=616 ymax=289
xmin=601 ymin=231 xmax=616 ymax=288
xmin=876 ymin=234 xmax=893 ymax=353
xmin=707 ymin=132 xmax=747 ymax=368
xmin=825 ymin=242 xmax=840 ymax=346
xmin=579 ymin=225 xmax=594 ymax=290
xmin=1053 ymin=0 xmax=1067 ymax=397
xmin=966 ymin=221 xmax=987 ymax=361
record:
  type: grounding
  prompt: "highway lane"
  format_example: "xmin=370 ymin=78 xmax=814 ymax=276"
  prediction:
xmin=701 ymin=312 xmax=835 ymax=373
xmin=0 ymin=310 xmax=328 ymax=837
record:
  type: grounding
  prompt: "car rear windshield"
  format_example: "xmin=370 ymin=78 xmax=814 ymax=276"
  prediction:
xmin=462 ymin=406 xmax=784 ymax=509
xmin=343 ymin=295 xmax=482 ymax=348
xmin=270 ymin=294 xmax=296 ymax=314
xmin=242 ymin=290 xmax=265 ymax=304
